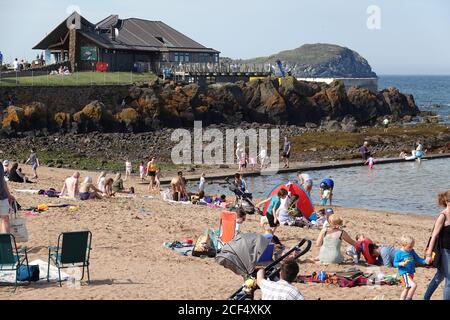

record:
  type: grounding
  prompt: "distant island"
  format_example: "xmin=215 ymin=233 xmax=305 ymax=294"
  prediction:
xmin=225 ymin=43 xmax=377 ymax=78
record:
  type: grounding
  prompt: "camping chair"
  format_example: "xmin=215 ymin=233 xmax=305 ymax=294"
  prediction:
xmin=0 ymin=233 xmax=30 ymax=290
xmin=213 ymin=211 xmax=237 ymax=250
xmin=47 ymin=230 xmax=92 ymax=286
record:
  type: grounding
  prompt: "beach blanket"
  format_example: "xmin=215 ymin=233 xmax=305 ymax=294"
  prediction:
xmin=297 ymin=272 xmax=399 ymax=287
xmin=0 ymin=259 xmax=71 ymax=284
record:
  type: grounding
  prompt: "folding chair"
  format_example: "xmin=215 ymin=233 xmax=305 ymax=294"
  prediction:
xmin=212 ymin=211 xmax=237 ymax=250
xmin=0 ymin=233 xmax=30 ymax=290
xmin=47 ymin=230 xmax=92 ymax=286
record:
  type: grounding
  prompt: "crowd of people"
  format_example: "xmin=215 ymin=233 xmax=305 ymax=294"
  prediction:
xmin=0 ymin=139 xmax=448 ymax=301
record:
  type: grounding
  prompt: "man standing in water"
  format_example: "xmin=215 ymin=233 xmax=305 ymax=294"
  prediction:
xmin=282 ymin=137 xmax=291 ymax=168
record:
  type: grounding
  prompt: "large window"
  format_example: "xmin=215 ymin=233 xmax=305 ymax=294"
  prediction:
xmin=174 ymin=52 xmax=190 ymax=63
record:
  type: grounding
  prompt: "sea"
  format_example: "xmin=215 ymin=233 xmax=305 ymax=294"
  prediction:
xmin=378 ymin=75 xmax=450 ymax=123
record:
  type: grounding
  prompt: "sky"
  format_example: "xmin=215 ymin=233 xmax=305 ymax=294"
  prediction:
xmin=0 ymin=0 xmax=449 ymax=75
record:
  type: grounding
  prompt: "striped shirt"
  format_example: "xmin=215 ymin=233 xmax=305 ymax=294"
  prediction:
xmin=259 ymin=279 xmax=304 ymax=300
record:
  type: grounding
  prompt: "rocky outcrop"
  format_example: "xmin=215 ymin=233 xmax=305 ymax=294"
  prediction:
xmin=235 ymin=43 xmax=377 ymax=78
xmin=0 ymin=77 xmax=420 ymax=135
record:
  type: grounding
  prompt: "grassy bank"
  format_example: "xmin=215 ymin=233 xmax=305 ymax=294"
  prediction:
xmin=0 ymin=71 xmax=157 ymax=87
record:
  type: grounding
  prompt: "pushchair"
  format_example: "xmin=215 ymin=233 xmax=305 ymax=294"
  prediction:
xmin=224 ymin=177 xmax=258 ymax=215
xmin=216 ymin=233 xmax=312 ymax=300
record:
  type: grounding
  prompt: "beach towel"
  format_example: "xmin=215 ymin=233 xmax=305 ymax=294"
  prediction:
xmin=14 ymin=189 xmax=40 ymax=194
xmin=163 ymin=241 xmax=195 ymax=256
xmin=0 ymin=259 xmax=71 ymax=284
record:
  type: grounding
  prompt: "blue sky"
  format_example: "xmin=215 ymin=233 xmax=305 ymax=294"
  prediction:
xmin=0 ymin=0 xmax=449 ymax=74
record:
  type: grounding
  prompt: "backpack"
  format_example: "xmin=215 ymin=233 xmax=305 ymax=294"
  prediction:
xmin=192 ymin=229 xmax=216 ymax=258
xmin=16 ymin=265 xmax=40 ymax=282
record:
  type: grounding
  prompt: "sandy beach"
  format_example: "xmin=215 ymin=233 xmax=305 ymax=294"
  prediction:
xmin=0 ymin=164 xmax=445 ymax=300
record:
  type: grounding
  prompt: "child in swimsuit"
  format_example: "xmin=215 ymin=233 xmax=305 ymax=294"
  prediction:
xmin=365 ymin=156 xmax=375 ymax=170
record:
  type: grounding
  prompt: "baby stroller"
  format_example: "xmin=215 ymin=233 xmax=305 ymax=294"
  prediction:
xmin=224 ymin=177 xmax=257 ymax=215
xmin=216 ymin=233 xmax=312 ymax=300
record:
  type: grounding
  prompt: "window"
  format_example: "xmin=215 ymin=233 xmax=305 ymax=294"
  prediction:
xmin=174 ymin=52 xmax=179 ymax=62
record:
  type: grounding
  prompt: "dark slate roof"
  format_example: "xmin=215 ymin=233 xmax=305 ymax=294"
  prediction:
xmin=34 ymin=13 xmax=219 ymax=54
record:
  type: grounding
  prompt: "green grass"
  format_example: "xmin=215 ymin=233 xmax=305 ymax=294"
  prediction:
xmin=0 ymin=71 xmax=157 ymax=87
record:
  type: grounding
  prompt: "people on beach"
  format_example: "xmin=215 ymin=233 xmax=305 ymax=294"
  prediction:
xmin=319 ymin=178 xmax=334 ymax=206
xmin=170 ymin=176 xmax=185 ymax=201
xmin=239 ymin=151 xmax=248 ymax=172
xmin=146 ymin=157 xmax=158 ymax=191
xmin=177 ymin=171 xmax=188 ymax=197
xmin=258 ymin=148 xmax=268 ymax=169
xmin=297 ymin=171 xmax=313 ymax=196
xmin=235 ymin=208 xmax=247 ymax=236
xmin=393 ymin=235 xmax=426 ymax=300
xmin=60 ymin=172 xmax=80 ymax=200
xmin=282 ymin=137 xmax=291 ymax=169
xmin=2 ymin=160 xmax=9 ymax=179
xmin=25 ymin=149 xmax=39 ymax=179
xmin=236 ymin=143 xmax=244 ymax=172
xmin=256 ymin=188 xmax=289 ymax=234
xmin=256 ymin=259 xmax=304 ymax=300
xmin=0 ymin=163 xmax=15 ymax=233
xmin=198 ymin=173 xmax=206 ymax=193
xmin=125 ymin=159 xmax=132 ymax=181
xmin=316 ymin=214 xmax=358 ymax=265
xmin=424 ymin=190 xmax=450 ymax=300
xmin=112 ymin=173 xmax=134 ymax=194
xmin=155 ymin=168 xmax=161 ymax=191
xmin=139 ymin=161 xmax=146 ymax=182
xmin=365 ymin=156 xmax=376 ymax=170
xmin=248 ymin=155 xmax=257 ymax=170
xmin=368 ymin=243 xmax=398 ymax=267
xmin=97 ymin=171 xmax=107 ymax=193
xmin=7 ymin=162 xmax=33 ymax=183
xmin=383 ymin=118 xmax=389 ymax=132
xmin=104 ymin=178 xmax=115 ymax=198
xmin=79 ymin=177 xmax=103 ymax=200
xmin=360 ymin=141 xmax=370 ymax=162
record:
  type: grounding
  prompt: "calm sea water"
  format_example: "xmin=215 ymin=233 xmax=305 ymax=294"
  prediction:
xmin=199 ymin=158 xmax=450 ymax=216
xmin=378 ymin=75 xmax=450 ymax=123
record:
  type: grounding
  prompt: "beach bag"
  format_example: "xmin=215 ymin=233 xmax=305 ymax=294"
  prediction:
xmin=16 ymin=265 xmax=40 ymax=282
xmin=9 ymin=201 xmax=29 ymax=243
xmin=192 ymin=229 xmax=216 ymax=258
xmin=44 ymin=188 xmax=58 ymax=198
xmin=426 ymin=214 xmax=445 ymax=268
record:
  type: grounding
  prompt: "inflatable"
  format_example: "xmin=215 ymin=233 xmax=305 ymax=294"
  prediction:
xmin=262 ymin=182 xmax=315 ymax=219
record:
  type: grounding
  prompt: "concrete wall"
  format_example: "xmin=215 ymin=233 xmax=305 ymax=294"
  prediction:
xmin=0 ymin=85 xmax=131 ymax=114
xmin=297 ymin=77 xmax=378 ymax=93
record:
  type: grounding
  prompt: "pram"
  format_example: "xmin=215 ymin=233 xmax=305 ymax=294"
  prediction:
xmin=216 ymin=233 xmax=312 ymax=300
xmin=224 ymin=177 xmax=258 ymax=215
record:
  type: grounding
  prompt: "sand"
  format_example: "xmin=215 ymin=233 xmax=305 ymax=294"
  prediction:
xmin=0 ymin=164 xmax=445 ymax=300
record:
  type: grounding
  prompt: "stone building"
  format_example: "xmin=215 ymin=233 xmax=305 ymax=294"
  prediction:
xmin=33 ymin=12 xmax=220 ymax=73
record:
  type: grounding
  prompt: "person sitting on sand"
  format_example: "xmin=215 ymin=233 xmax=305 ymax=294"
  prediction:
xmin=112 ymin=173 xmax=134 ymax=194
xmin=316 ymin=214 xmax=359 ymax=265
xmin=7 ymin=162 xmax=33 ymax=183
xmin=102 ymin=178 xmax=115 ymax=198
xmin=79 ymin=177 xmax=103 ymax=201
xmin=256 ymin=259 xmax=304 ymax=300
xmin=97 ymin=171 xmax=107 ymax=193
xmin=60 ymin=172 xmax=80 ymax=199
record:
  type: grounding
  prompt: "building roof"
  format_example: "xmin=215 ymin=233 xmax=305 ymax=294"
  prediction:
xmin=33 ymin=12 xmax=219 ymax=54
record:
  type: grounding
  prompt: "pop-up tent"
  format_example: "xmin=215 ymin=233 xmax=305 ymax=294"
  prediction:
xmin=262 ymin=182 xmax=314 ymax=219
